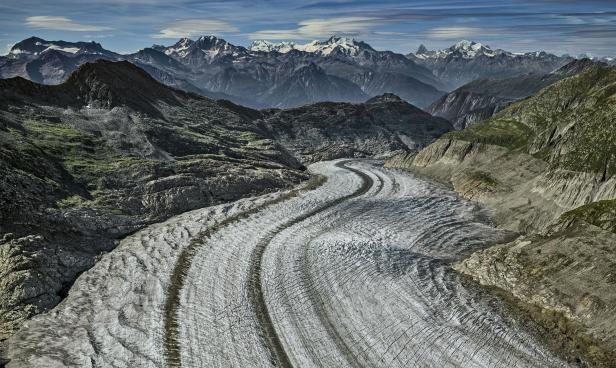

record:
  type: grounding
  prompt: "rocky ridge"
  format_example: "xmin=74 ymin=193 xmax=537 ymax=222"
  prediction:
xmin=257 ymin=93 xmax=453 ymax=162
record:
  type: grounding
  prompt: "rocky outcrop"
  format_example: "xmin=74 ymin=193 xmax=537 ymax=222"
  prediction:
xmin=428 ymin=89 xmax=511 ymax=130
xmin=453 ymin=221 xmax=616 ymax=366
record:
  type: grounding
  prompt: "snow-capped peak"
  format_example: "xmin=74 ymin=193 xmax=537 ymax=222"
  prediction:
xmin=162 ymin=36 xmax=247 ymax=62
xmin=7 ymin=37 xmax=105 ymax=59
xmin=249 ymin=40 xmax=296 ymax=53
xmin=164 ymin=38 xmax=195 ymax=57
xmin=448 ymin=40 xmax=494 ymax=58
xmin=414 ymin=40 xmax=498 ymax=59
xmin=248 ymin=36 xmax=373 ymax=57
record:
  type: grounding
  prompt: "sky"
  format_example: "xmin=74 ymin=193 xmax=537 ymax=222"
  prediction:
xmin=0 ymin=0 xmax=615 ymax=57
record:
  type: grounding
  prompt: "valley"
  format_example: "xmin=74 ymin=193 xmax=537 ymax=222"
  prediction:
xmin=3 ymin=161 xmax=571 ymax=368
xmin=1 ymin=11 xmax=615 ymax=366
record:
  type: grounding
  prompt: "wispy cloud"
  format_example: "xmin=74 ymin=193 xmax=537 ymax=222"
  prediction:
xmin=4 ymin=43 xmax=14 ymax=54
xmin=25 ymin=16 xmax=111 ymax=31
xmin=153 ymin=19 xmax=238 ymax=39
xmin=248 ymin=16 xmax=382 ymax=40
xmin=424 ymin=26 xmax=482 ymax=39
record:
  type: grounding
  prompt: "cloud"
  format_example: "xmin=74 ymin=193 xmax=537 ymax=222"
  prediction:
xmin=153 ymin=19 xmax=239 ymax=39
xmin=424 ymin=26 xmax=482 ymax=39
xmin=4 ymin=43 xmax=14 ymax=55
xmin=248 ymin=16 xmax=382 ymax=40
xmin=25 ymin=16 xmax=111 ymax=31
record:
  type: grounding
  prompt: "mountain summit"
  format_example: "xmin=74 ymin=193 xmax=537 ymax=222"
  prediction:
xmin=414 ymin=40 xmax=499 ymax=60
xmin=8 ymin=36 xmax=109 ymax=59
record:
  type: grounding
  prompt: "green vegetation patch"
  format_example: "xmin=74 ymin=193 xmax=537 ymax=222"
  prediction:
xmin=560 ymin=199 xmax=616 ymax=234
xmin=23 ymin=120 xmax=137 ymax=188
xmin=464 ymin=170 xmax=500 ymax=187
xmin=446 ymin=118 xmax=532 ymax=150
xmin=445 ymin=66 xmax=616 ymax=176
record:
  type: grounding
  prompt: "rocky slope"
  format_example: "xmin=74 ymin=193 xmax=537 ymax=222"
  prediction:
xmin=0 ymin=61 xmax=451 ymax=346
xmin=385 ymin=65 xmax=616 ymax=366
xmin=0 ymin=60 xmax=311 ymax=343
xmin=428 ymin=58 xmax=602 ymax=129
xmin=409 ymin=40 xmax=573 ymax=90
xmin=258 ymin=93 xmax=452 ymax=162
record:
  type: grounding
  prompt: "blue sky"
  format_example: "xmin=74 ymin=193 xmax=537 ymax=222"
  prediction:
xmin=1 ymin=0 xmax=615 ymax=56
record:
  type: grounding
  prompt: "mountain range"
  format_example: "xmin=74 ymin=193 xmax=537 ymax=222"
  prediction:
xmin=1 ymin=35 xmax=592 ymax=109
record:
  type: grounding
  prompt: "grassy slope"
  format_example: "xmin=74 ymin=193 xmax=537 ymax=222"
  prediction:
xmin=446 ymin=66 xmax=616 ymax=226
xmin=448 ymin=66 xmax=616 ymax=175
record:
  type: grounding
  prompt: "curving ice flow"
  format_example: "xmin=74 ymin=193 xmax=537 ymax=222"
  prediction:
xmin=4 ymin=160 xmax=570 ymax=367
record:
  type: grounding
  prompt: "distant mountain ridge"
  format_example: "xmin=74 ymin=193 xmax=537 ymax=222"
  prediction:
xmin=408 ymin=40 xmax=575 ymax=90
xmin=2 ymin=35 xmax=604 ymax=109
xmin=428 ymin=58 xmax=603 ymax=129
xmin=1 ymin=35 xmax=444 ymax=108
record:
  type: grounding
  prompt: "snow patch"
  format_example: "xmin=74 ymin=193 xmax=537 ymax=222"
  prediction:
xmin=43 ymin=45 xmax=81 ymax=54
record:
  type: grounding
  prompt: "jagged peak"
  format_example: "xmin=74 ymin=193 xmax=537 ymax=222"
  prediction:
xmin=176 ymin=37 xmax=194 ymax=45
xmin=163 ymin=35 xmax=245 ymax=59
xmin=17 ymin=36 xmax=46 ymax=44
xmin=416 ymin=44 xmax=429 ymax=54
xmin=194 ymin=35 xmax=241 ymax=51
xmin=325 ymin=35 xmax=354 ymax=45
xmin=195 ymin=35 xmax=225 ymax=45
